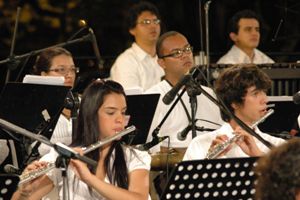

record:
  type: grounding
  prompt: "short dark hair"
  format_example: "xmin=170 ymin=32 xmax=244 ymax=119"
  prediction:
xmin=228 ymin=9 xmax=260 ymax=34
xmin=214 ymin=64 xmax=271 ymax=122
xmin=127 ymin=1 xmax=160 ymax=30
xmin=33 ymin=47 xmax=72 ymax=75
xmin=156 ymin=31 xmax=181 ymax=58
xmin=255 ymin=138 xmax=300 ymax=200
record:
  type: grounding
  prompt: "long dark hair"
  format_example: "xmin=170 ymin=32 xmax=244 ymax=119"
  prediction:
xmin=72 ymin=79 xmax=129 ymax=188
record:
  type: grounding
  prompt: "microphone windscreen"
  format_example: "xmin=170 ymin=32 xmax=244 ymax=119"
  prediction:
xmin=293 ymin=91 xmax=300 ymax=104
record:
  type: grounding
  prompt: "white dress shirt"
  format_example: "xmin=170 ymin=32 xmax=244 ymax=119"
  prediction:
xmin=38 ymin=114 xmax=72 ymax=156
xmin=183 ymin=122 xmax=285 ymax=161
xmin=110 ymin=43 xmax=165 ymax=91
xmin=217 ymin=45 xmax=274 ymax=64
xmin=145 ymin=80 xmax=224 ymax=153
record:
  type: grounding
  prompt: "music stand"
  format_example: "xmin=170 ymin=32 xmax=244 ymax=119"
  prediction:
xmin=0 ymin=174 xmax=19 ymax=200
xmin=161 ymin=157 xmax=258 ymax=200
xmin=0 ymin=82 xmax=70 ymax=170
xmin=259 ymin=96 xmax=300 ymax=134
xmin=122 ymin=94 xmax=160 ymax=145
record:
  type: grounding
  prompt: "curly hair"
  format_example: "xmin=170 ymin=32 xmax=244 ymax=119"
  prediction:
xmin=255 ymin=138 xmax=300 ymax=200
xmin=214 ymin=64 xmax=271 ymax=122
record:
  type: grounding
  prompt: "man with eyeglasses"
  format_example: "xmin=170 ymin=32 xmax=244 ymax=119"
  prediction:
xmin=110 ymin=1 xmax=164 ymax=91
xmin=145 ymin=31 xmax=223 ymax=154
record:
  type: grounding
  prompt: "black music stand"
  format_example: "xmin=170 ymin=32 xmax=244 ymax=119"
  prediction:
xmin=259 ymin=96 xmax=300 ymax=135
xmin=122 ymin=94 xmax=160 ymax=145
xmin=0 ymin=174 xmax=19 ymax=200
xmin=161 ymin=157 xmax=258 ymax=200
xmin=0 ymin=82 xmax=70 ymax=171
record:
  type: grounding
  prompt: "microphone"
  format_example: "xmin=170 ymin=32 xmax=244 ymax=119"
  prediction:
xmin=4 ymin=164 xmax=22 ymax=175
xmin=88 ymin=27 xmax=103 ymax=70
xmin=177 ymin=123 xmax=191 ymax=141
xmin=162 ymin=67 xmax=201 ymax=105
xmin=293 ymin=91 xmax=300 ymax=104
xmin=136 ymin=136 xmax=168 ymax=151
xmin=64 ymin=91 xmax=81 ymax=110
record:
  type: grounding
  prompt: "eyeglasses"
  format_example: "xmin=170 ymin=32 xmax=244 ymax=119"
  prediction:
xmin=137 ymin=19 xmax=161 ymax=25
xmin=49 ymin=66 xmax=79 ymax=75
xmin=159 ymin=46 xmax=193 ymax=59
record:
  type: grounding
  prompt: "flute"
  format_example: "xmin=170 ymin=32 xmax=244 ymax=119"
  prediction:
xmin=18 ymin=163 xmax=56 ymax=186
xmin=205 ymin=109 xmax=274 ymax=159
xmin=18 ymin=125 xmax=136 ymax=185
xmin=81 ymin=125 xmax=136 ymax=154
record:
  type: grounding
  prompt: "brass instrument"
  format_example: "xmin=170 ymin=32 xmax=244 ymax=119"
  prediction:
xmin=205 ymin=109 xmax=274 ymax=159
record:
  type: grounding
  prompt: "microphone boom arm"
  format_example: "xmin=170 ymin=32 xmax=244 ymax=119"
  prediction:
xmin=0 ymin=118 xmax=98 ymax=167
xmin=0 ymin=33 xmax=93 ymax=65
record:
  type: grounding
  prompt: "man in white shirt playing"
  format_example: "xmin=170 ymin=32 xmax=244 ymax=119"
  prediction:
xmin=217 ymin=10 xmax=274 ymax=64
xmin=183 ymin=64 xmax=285 ymax=161
xmin=145 ymin=31 xmax=223 ymax=154
xmin=110 ymin=1 xmax=164 ymax=91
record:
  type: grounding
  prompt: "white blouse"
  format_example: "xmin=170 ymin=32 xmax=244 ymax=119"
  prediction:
xmin=40 ymin=146 xmax=151 ymax=200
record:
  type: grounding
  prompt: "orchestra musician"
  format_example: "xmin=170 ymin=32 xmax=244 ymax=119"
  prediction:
xmin=183 ymin=64 xmax=285 ymax=161
xmin=145 ymin=31 xmax=223 ymax=155
xmin=217 ymin=9 xmax=274 ymax=64
xmin=12 ymin=80 xmax=151 ymax=200
xmin=33 ymin=47 xmax=78 ymax=156
xmin=110 ymin=1 xmax=164 ymax=91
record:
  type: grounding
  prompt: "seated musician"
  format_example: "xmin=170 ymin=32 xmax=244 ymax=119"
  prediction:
xmin=145 ymin=31 xmax=223 ymax=155
xmin=183 ymin=64 xmax=285 ymax=161
xmin=255 ymin=138 xmax=300 ymax=200
xmin=33 ymin=47 xmax=78 ymax=156
xmin=217 ymin=10 xmax=274 ymax=64
xmin=12 ymin=80 xmax=151 ymax=200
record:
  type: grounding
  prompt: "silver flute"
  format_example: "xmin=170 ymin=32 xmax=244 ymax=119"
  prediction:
xmin=18 ymin=125 xmax=136 ymax=185
xmin=81 ymin=125 xmax=136 ymax=154
xmin=18 ymin=162 xmax=56 ymax=186
xmin=205 ymin=109 xmax=274 ymax=159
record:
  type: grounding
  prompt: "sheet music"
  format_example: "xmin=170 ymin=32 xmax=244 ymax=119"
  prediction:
xmin=23 ymin=75 xmax=64 ymax=86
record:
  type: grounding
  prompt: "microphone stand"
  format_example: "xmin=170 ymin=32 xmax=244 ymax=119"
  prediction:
xmin=185 ymin=81 xmax=202 ymax=138
xmin=143 ymin=88 xmax=186 ymax=151
xmin=5 ymin=7 xmax=21 ymax=84
xmin=198 ymin=0 xmax=205 ymax=65
xmin=204 ymin=1 xmax=212 ymax=83
xmin=0 ymin=32 xmax=94 ymax=66
xmin=64 ymin=91 xmax=80 ymax=140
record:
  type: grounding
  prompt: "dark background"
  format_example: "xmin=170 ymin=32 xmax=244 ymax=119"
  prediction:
xmin=0 ymin=0 xmax=300 ymax=92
